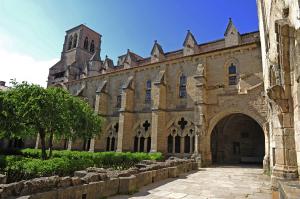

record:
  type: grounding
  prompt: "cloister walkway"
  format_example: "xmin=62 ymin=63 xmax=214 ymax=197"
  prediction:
xmin=109 ymin=165 xmax=271 ymax=199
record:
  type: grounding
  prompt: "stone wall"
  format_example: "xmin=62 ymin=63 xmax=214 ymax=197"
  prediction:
xmin=0 ymin=159 xmax=197 ymax=199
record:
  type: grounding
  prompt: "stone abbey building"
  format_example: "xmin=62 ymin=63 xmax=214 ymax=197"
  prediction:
xmin=45 ymin=0 xmax=300 ymax=186
xmin=48 ymin=19 xmax=268 ymax=167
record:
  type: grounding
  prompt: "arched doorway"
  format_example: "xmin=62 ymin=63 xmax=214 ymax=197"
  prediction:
xmin=211 ymin=113 xmax=265 ymax=165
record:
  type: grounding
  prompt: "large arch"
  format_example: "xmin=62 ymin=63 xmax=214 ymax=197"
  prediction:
xmin=204 ymin=109 xmax=269 ymax=169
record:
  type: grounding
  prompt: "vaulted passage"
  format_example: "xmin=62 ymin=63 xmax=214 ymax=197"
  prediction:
xmin=211 ymin=114 xmax=264 ymax=165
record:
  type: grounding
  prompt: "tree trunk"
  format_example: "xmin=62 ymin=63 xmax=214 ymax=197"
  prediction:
xmin=48 ymin=132 xmax=54 ymax=158
xmin=39 ymin=130 xmax=47 ymax=160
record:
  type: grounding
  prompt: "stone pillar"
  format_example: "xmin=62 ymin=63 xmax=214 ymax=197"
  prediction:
xmin=67 ymin=138 xmax=72 ymax=150
xmin=172 ymin=136 xmax=175 ymax=154
xmin=35 ymin=134 xmax=40 ymax=149
xmin=151 ymin=71 xmax=167 ymax=153
xmin=137 ymin=137 xmax=141 ymax=152
xmin=193 ymin=63 xmax=207 ymax=166
xmin=190 ymin=136 xmax=193 ymax=153
xmin=269 ymin=23 xmax=298 ymax=187
xmin=144 ymin=138 xmax=148 ymax=153
xmin=117 ymin=77 xmax=134 ymax=152
xmin=180 ymin=137 xmax=184 ymax=154
xmin=89 ymin=138 xmax=95 ymax=152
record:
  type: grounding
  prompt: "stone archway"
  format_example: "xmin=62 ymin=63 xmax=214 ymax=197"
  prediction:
xmin=210 ymin=113 xmax=265 ymax=165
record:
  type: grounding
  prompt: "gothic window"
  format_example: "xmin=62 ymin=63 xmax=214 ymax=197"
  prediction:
xmin=68 ymin=35 xmax=73 ymax=50
xmin=84 ymin=37 xmax=89 ymax=50
xmin=106 ymin=137 xmax=110 ymax=151
xmin=179 ymin=74 xmax=187 ymax=98
xmin=143 ymin=120 xmax=151 ymax=132
xmin=145 ymin=80 xmax=151 ymax=103
xmin=134 ymin=136 xmax=139 ymax=152
xmin=175 ymin=135 xmax=181 ymax=153
xmin=73 ymin=33 xmax=78 ymax=48
xmin=228 ymin=64 xmax=237 ymax=85
xmin=116 ymin=95 xmax=121 ymax=108
xmin=139 ymin=137 xmax=145 ymax=152
xmin=114 ymin=123 xmax=119 ymax=133
xmin=178 ymin=117 xmax=188 ymax=130
xmin=90 ymin=40 xmax=95 ymax=53
xmin=184 ymin=135 xmax=190 ymax=153
xmin=147 ymin=137 xmax=151 ymax=152
xmin=111 ymin=137 xmax=115 ymax=151
xmin=168 ymin=134 xmax=173 ymax=153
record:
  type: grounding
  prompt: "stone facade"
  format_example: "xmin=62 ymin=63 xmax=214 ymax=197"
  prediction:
xmin=45 ymin=20 xmax=271 ymax=170
xmin=257 ymin=0 xmax=300 ymax=186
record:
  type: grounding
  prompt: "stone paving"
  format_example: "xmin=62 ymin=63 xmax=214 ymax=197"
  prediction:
xmin=109 ymin=165 xmax=271 ymax=199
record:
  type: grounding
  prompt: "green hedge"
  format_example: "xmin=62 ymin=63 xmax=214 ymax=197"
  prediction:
xmin=1 ymin=149 xmax=163 ymax=182
xmin=21 ymin=149 xmax=163 ymax=169
xmin=2 ymin=156 xmax=94 ymax=182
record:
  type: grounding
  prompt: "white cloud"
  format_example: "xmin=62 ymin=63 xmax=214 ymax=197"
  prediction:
xmin=0 ymin=34 xmax=59 ymax=87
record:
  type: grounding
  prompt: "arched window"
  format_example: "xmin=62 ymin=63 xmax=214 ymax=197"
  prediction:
xmin=168 ymin=135 xmax=173 ymax=153
xmin=134 ymin=136 xmax=139 ymax=152
xmin=184 ymin=135 xmax=190 ymax=153
xmin=67 ymin=35 xmax=73 ymax=50
xmin=116 ymin=85 xmax=123 ymax=108
xmin=90 ymin=40 xmax=95 ymax=53
xmin=111 ymin=137 xmax=115 ymax=151
xmin=84 ymin=37 xmax=89 ymax=49
xmin=145 ymin=80 xmax=151 ymax=103
xmin=228 ymin=64 xmax=237 ymax=85
xmin=140 ymin=137 xmax=145 ymax=152
xmin=73 ymin=33 xmax=78 ymax=48
xmin=179 ymin=74 xmax=187 ymax=98
xmin=175 ymin=135 xmax=181 ymax=153
xmin=147 ymin=137 xmax=151 ymax=152
xmin=106 ymin=137 xmax=110 ymax=151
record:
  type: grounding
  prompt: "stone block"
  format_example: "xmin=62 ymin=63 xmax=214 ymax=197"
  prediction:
xmin=118 ymin=175 xmax=137 ymax=194
xmin=176 ymin=164 xmax=187 ymax=175
xmin=102 ymin=178 xmax=119 ymax=197
xmin=29 ymin=190 xmax=58 ymax=199
xmin=57 ymin=184 xmax=87 ymax=199
xmin=279 ymin=181 xmax=300 ymax=199
xmin=74 ymin=170 xmax=88 ymax=178
xmin=0 ymin=174 xmax=6 ymax=184
xmin=135 ymin=171 xmax=152 ymax=189
xmin=152 ymin=168 xmax=169 ymax=183
xmin=168 ymin=167 xmax=178 ymax=178
xmin=81 ymin=172 xmax=101 ymax=184
xmin=57 ymin=176 xmax=72 ymax=188
xmin=71 ymin=177 xmax=83 ymax=186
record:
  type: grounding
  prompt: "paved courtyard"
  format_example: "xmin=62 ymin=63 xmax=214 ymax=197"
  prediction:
xmin=109 ymin=165 xmax=272 ymax=199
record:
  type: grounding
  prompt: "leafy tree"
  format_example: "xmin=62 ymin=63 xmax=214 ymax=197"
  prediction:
xmin=0 ymin=82 xmax=102 ymax=160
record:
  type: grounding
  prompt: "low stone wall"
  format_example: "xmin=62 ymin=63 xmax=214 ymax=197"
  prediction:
xmin=278 ymin=181 xmax=300 ymax=199
xmin=0 ymin=159 xmax=198 ymax=199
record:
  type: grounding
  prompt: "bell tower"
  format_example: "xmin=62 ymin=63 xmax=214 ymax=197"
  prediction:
xmin=48 ymin=24 xmax=102 ymax=86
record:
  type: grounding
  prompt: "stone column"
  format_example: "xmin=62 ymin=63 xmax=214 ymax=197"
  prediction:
xmin=137 ymin=137 xmax=141 ymax=152
xmin=180 ymin=137 xmax=184 ymax=154
xmin=151 ymin=71 xmax=167 ymax=153
xmin=67 ymin=138 xmax=72 ymax=150
xmin=190 ymin=136 xmax=193 ymax=153
xmin=89 ymin=138 xmax=95 ymax=152
xmin=193 ymin=63 xmax=207 ymax=166
xmin=172 ymin=136 xmax=175 ymax=154
xmin=144 ymin=138 xmax=148 ymax=153
xmin=117 ymin=77 xmax=134 ymax=152
xmin=35 ymin=134 xmax=40 ymax=149
xmin=269 ymin=23 xmax=298 ymax=187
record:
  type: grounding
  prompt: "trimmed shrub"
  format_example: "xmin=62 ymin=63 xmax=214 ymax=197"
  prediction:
xmin=3 ymin=149 xmax=163 ymax=182
xmin=20 ymin=149 xmax=163 ymax=169
xmin=4 ymin=156 xmax=94 ymax=183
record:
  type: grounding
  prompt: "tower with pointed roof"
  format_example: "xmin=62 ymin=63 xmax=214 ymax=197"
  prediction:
xmin=224 ymin=18 xmax=241 ymax=47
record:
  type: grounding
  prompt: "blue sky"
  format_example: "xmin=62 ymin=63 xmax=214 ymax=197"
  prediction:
xmin=0 ymin=0 xmax=258 ymax=86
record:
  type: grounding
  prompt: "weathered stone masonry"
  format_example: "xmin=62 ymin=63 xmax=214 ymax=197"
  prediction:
xmin=44 ymin=19 xmax=271 ymax=171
